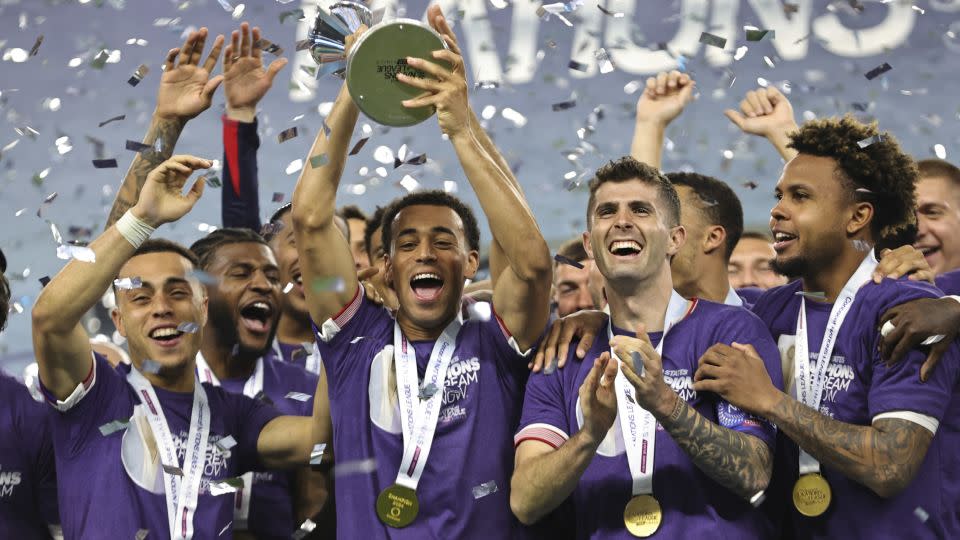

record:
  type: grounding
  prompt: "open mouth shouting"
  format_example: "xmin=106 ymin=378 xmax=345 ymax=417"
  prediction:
xmin=410 ymin=272 xmax=444 ymax=303
xmin=917 ymin=244 xmax=940 ymax=262
xmin=149 ymin=325 xmax=186 ymax=349
xmin=772 ymin=230 xmax=798 ymax=252
xmin=608 ymin=239 xmax=643 ymax=258
xmin=239 ymin=300 xmax=275 ymax=334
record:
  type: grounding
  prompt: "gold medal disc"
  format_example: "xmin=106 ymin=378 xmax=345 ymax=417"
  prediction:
xmin=792 ymin=473 xmax=832 ymax=517
xmin=376 ymin=484 xmax=419 ymax=528
xmin=623 ymin=494 xmax=662 ymax=537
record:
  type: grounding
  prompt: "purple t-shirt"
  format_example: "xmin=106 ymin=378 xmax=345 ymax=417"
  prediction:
xmin=313 ymin=286 xmax=531 ymax=539
xmin=42 ymin=354 xmax=280 ymax=539
xmin=218 ymin=353 xmax=319 ymax=540
xmin=0 ymin=374 xmax=59 ymax=540
xmin=751 ymin=278 xmax=960 ymax=539
xmin=516 ymin=299 xmax=783 ymax=539
xmin=935 ymin=269 xmax=960 ymax=295
xmin=736 ymin=286 xmax=764 ymax=308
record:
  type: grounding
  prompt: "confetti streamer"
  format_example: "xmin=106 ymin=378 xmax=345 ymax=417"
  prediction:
xmin=467 ymin=301 xmax=492 ymax=322
xmin=629 ymin=351 xmax=645 ymax=377
xmin=418 ymin=383 xmax=439 ymax=400
xmin=914 ymin=507 xmax=929 ymax=523
xmin=699 ymin=32 xmax=727 ymax=49
xmin=745 ymin=29 xmax=774 ymax=41
xmin=595 ymin=48 xmax=614 ymax=73
xmin=57 ymin=244 xmax=96 ymax=263
xmin=350 ymin=336 xmax=366 ymax=344
xmin=272 ymin=192 xmax=284 ymax=203
xmin=750 ymin=490 xmax=767 ymax=507
xmin=864 ymin=62 xmax=892 ymax=80
xmin=794 ymin=291 xmax=826 ymax=300
xmin=857 ymin=135 xmax=883 ymax=149
xmin=310 ymin=443 xmax=326 ymax=466
xmin=277 ymin=127 xmax=298 ymax=143
xmin=209 ymin=478 xmax=244 ymax=496
xmin=472 ymin=481 xmax=499 ymax=499
xmin=255 ymin=39 xmax=283 ymax=56
xmin=98 ymin=114 xmax=126 ymax=127
xmin=177 ymin=322 xmax=200 ymax=334
xmin=162 ymin=464 xmax=184 ymax=476
xmin=39 ymin=276 xmax=51 ymax=287
xmin=285 ymin=391 xmax=312 ymax=402
xmin=554 ymin=253 xmax=584 ymax=269
xmin=597 ymin=4 xmax=624 ymax=17
xmin=114 ymin=277 xmax=143 ymax=290
xmin=206 ymin=176 xmax=222 ymax=188
xmin=98 ymin=419 xmax=129 ymax=436
xmin=742 ymin=181 xmax=758 ymax=190
xmin=292 ymin=519 xmax=317 ymax=540
xmin=348 ymin=137 xmax=369 ymax=155
xmin=128 ymin=64 xmax=150 ymax=86
xmin=92 ymin=158 xmax=118 ymax=169
xmin=552 ymin=99 xmax=577 ymax=111
xmin=216 ymin=435 xmax=237 ymax=452
xmin=310 ymin=153 xmax=329 ymax=168
xmin=568 ymin=60 xmax=588 ymax=72
xmin=126 ymin=140 xmax=153 ymax=153
xmin=29 ymin=35 xmax=44 ymax=56
xmin=135 ymin=530 xmax=150 ymax=540
xmin=399 ymin=175 xmax=421 ymax=192
xmin=90 ymin=50 xmax=110 ymax=69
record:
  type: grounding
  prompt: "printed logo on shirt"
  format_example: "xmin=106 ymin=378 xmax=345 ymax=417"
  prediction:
xmin=777 ymin=334 xmax=853 ymax=415
xmin=0 ymin=465 xmax=23 ymax=498
xmin=663 ymin=368 xmax=696 ymax=401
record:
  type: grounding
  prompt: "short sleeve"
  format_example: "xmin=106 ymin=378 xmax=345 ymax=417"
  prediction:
xmin=312 ymin=285 xmax=392 ymax=384
xmin=865 ymin=335 xmax=958 ymax=422
xmin=710 ymin=308 xmax=784 ymax=449
xmin=227 ymin=391 xmax=284 ymax=474
xmin=514 ymin=364 xmax=572 ymax=449
xmin=480 ymin=307 xmax=539 ymax=388
xmin=33 ymin=414 xmax=60 ymax=525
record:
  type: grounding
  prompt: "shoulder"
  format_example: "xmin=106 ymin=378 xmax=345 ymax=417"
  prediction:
xmin=750 ymin=281 xmax=802 ymax=317
xmin=858 ymin=278 xmax=941 ymax=317
xmin=935 ymin=269 xmax=960 ymax=295
xmin=0 ymin=374 xmax=42 ymax=419
xmin=265 ymin=355 xmax=320 ymax=389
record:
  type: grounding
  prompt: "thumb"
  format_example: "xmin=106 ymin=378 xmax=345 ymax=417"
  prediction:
xmin=679 ymin=81 xmax=695 ymax=103
xmin=731 ymin=342 xmax=758 ymax=357
xmin=635 ymin=323 xmax=651 ymax=346
xmin=188 ymin=177 xmax=206 ymax=201
xmin=723 ymin=109 xmax=746 ymax=129
xmin=265 ymin=57 xmax=288 ymax=83
xmin=202 ymin=74 xmax=224 ymax=99
xmin=357 ymin=266 xmax=379 ymax=282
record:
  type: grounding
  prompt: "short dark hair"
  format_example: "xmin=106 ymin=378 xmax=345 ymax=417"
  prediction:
xmin=337 ymin=204 xmax=367 ymax=223
xmin=381 ymin=190 xmax=481 ymax=253
xmin=667 ymin=172 xmax=744 ymax=261
xmin=787 ymin=115 xmax=918 ymax=239
xmin=556 ymin=236 xmax=589 ymax=264
xmin=264 ymin=204 xmax=292 ymax=242
xmin=587 ymin=157 xmax=681 ymax=229
xmin=189 ymin=228 xmax=269 ymax=270
xmin=364 ymin=204 xmax=390 ymax=260
xmin=132 ymin=238 xmax=200 ymax=267
xmin=917 ymin=158 xmax=960 ymax=187
xmin=739 ymin=230 xmax=773 ymax=243
xmin=0 ymin=273 xmax=9 ymax=332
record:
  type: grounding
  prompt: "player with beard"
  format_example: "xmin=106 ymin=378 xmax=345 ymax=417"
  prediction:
xmin=189 ymin=228 xmax=326 ymax=540
xmin=291 ymin=8 xmax=552 ymax=538
xmin=511 ymin=157 xmax=783 ymax=538
xmin=692 ymin=117 xmax=960 ymax=538
xmin=31 ymin=155 xmax=330 ymax=539
xmin=0 ymin=248 xmax=61 ymax=540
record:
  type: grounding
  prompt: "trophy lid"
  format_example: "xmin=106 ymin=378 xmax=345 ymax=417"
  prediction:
xmin=346 ymin=19 xmax=450 ymax=127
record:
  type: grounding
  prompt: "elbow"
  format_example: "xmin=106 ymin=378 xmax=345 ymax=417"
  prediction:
xmin=515 ymin=242 xmax=553 ymax=283
xmin=290 ymin=202 xmax=332 ymax=234
xmin=32 ymin=298 xmax=63 ymax=336
xmin=510 ymin=492 xmax=540 ymax=526
xmin=867 ymin=475 xmax=912 ymax=499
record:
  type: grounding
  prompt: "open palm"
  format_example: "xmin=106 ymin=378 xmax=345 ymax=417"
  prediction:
xmin=223 ymin=23 xmax=288 ymax=111
xmin=155 ymin=28 xmax=224 ymax=121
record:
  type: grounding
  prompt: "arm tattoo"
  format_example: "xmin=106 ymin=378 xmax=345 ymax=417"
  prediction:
xmin=655 ymin=397 xmax=772 ymax=499
xmin=766 ymin=396 xmax=932 ymax=497
xmin=104 ymin=116 xmax=186 ymax=229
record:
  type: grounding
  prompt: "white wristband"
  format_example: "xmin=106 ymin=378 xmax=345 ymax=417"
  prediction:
xmin=116 ymin=210 xmax=155 ymax=248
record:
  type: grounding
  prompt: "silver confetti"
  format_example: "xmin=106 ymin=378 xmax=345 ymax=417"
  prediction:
xmin=292 ymin=519 xmax=317 ymax=540
xmin=310 ymin=443 xmax=326 ymax=466
xmin=285 ymin=391 xmax=312 ymax=402
xmin=98 ymin=419 xmax=129 ymax=436
xmin=57 ymin=244 xmax=96 ymax=263
xmin=350 ymin=336 xmax=365 ymax=344
xmin=333 ymin=458 xmax=377 ymax=477
xmin=177 ymin=322 xmax=200 ymax=334
xmin=283 ymin=282 xmax=295 ymax=294
xmin=699 ymin=32 xmax=727 ymax=49
xmin=914 ymin=507 xmax=929 ymax=523
xmin=209 ymin=477 xmax=244 ymax=496
xmin=162 ymin=464 xmax=184 ymax=476
xmin=595 ymin=48 xmax=614 ymax=73
xmin=857 ymin=135 xmax=884 ymax=149
xmin=135 ymin=530 xmax=149 ymax=540
xmin=467 ymin=301 xmax=492 ymax=322
xmin=128 ymin=64 xmax=150 ymax=87
xmin=141 ymin=359 xmax=162 ymax=374
xmin=629 ymin=351 xmax=645 ymax=378
xmin=472 ymin=480 xmax=498 ymax=499
xmin=216 ymin=435 xmax=237 ymax=452
xmin=750 ymin=490 xmax=767 ymax=507
xmin=277 ymin=127 xmax=298 ymax=143
xmin=418 ymin=383 xmax=439 ymax=400
xmin=794 ymin=291 xmax=827 ymax=300
xmin=218 ymin=523 xmax=231 ymax=536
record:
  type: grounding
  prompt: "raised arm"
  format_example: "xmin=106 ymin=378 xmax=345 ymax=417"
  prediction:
xmin=105 ymin=29 xmax=224 ymax=229
xmin=220 ymin=22 xmax=288 ymax=230
xmin=629 ymin=70 xmax=695 ymax=169
xmin=401 ymin=6 xmax=552 ymax=350
xmin=511 ymin=354 xmax=619 ymax=524
xmin=290 ymin=36 xmax=362 ymax=325
xmin=723 ymin=87 xmax=799 ymax=162
xmin=34 ymin=156 xmax=211 ymax=399
xmin=695 ymin=342 xmax=935 ymax=498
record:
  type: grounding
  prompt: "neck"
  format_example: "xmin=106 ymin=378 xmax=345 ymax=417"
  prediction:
xmin=138 ymin=361 xmax=196 ymax=393
xmin=802 ymin=245 xmax=871 ymax=303
xmin=276 ymin=311 xmax=314 ymax=345
xmin=396 ymin=309 xmax=457 ymax=342
xmin=676 ymin=255 xmax=730 ymax=303
xmin=606 ymin=263 xmax=675 ymax=332
xmin=200 ymin=330 xmax=258 ymax=380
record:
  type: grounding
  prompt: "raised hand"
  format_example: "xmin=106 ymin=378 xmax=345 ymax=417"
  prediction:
xmin=133 ymin=155 xmax=211 ymax=227
xmin=155 ymin=28 xmax=225 ymax=121
xmin=635 ymin=70 xmax=696 ymax=127
xmin=223 ymin=22 xmax=289 ymax=121
xmin=397 ymin=6 xmax=469 ymax=137
xmin=577 ymin=352 xmax=619 ymax=443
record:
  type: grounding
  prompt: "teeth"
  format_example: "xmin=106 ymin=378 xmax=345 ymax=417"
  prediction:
xmin=413 ymin=273 xmax=440 ymax=281
xmin=609 ymin=240 xmax=641 ymax=252
xmin=151 ymin=327 xmax=180 ymax=338
xmin=775 ymin=233 xmax=795 ymax=242
xmin=252 ymin=302 xmax=269 ymax=310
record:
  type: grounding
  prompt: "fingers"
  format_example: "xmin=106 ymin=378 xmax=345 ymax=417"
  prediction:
xmin=920 ymin=342 xmax=948 ymax=382
xmin=401 ymin=92 xmax=439 ymax=109
xmin=202 ymin=34 xmax=225 ymax=73
xmin=164 ymin=48 xmax=180 ymax=71
xmin=693 ymin=362 xmax=721 ymax=382
xmin=723 ymin=109 xmax=746 ymax=129
xmin=692 ymin=378 xmax=721 ymax=393
xmin=252 ymin=26 xmax=263 ymax=59
xmin=432 ymin=49 xmax=464 ymax=74
xmin=356 ymin=266 xmax=379 ymax=282
xmin=599 ymin=352 xmax=618 ymax=388
xmin=573 ymin=328 xmax=597 ymax=364
xmin=202 ymin=75 xmax=224 ymax=100
xmin=744 ymin=91 xmax=763 ymax=117
xmin=654 ymin=72 xmax=668 ymax=94
xmin=167 ymin=154 xmax=213 ymax=170
xmin=266 ymin=57 xmax=289 ymax=83
xmin=187 ymin=176 xmax=206 ymax=200
xmin=240 ymin=22 xmax=252 ymax=57
xmin=533 ymin=320 xmax=562 ymax=373
xmin=730 ymin=342 xmax=759 ymax=358
xmin=189 ymin=27 xmax=208 ymax=66
xmin=230 ymin=29 xmax=241 ymax=61
xmin=583 ymin=356 xmax=603 ymax=393
xmin=396 ymin=71 xmax=443 ymax=92
xmin=405 ymin=55 xmax=455 ymax=81
xmin=223 ymin=44 xmax=234 ymax=72
xmin=634 ymin=323 xmax=651 ymax=347
xmin=178 ymin=30 xmax=199 ymax=66
xmin=755 ymin=88 xmax=774 ymax=114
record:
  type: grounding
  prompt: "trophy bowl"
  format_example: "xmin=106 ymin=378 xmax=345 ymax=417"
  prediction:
xmin=345 ymin=19 xmax=450 ymax=127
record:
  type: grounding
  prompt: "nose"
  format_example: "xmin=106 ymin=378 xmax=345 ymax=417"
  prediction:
xmin=770 ymin=201 xmax=787 ymax=223
xmin=576 ymin=286 xmax=595 ymax=311
xmin=150 ymin=295 xmax=175 ymax=319
xmin=415 ymin=242 xmax=437 ymax=263
xmin=613 ymin=208 xmax=635 ymax=231
xmin=249 ymin=269 xmax=274 ymax=293
xmin=915 ymin=215 xmax=929 ymax=240
xmin=741 ymin=267 xmax=757 ymax=288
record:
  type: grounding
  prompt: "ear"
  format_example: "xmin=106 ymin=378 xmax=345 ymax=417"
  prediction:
xmin=464 ymin=250 xmax=480 ymax=280
xmin=582 ymin=231 xmax=594 ymax=260
xmin=701 ymin=225 xmax=727 ymax=255
xmin=110 ymin=308 xmax=126 ymax=338
xmin=667 ymin=224 xmax=687 ymax=257
xmin=199 ymin=293 xmax=209 ymax=328
xmin=384 ymin=254 xmax=395 ymax=289
xmin=847 ymin=201 xmax=874 ymax=237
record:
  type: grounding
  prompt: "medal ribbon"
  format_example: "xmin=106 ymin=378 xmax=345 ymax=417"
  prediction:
xmin=193 ymin=353 xmax=264 ymax=524
xmin=794 ymin=250 xmax=877 ymax=475
xmin=127 ymin=366 xmax=210 ymax=540
xmin=611 ymin=290 xmax=690 ymax=496
xmin=392 ymin=315 xmax=463 ymax=491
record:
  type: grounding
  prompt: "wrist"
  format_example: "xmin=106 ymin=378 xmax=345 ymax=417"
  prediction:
xmin=767 ymin=124 xmax=797 ymax=146
xmin=226 ymin=106 xmax=257 ymax=123
xmin=652 ymin=389 xmax=681 ymax=422
xmin=577 ymin=425 xmax=606 ymax=449
xmin=152 ymin=109 xmax=189 ymax=127
xmin=756 ymin=387 xmax=784 ymax=418
xmin=118 ymin=209 xmax=158 ymax=247
xmin=634 ymin=118 xmax=667 ymax=131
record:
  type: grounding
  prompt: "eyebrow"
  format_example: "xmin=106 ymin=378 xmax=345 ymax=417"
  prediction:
xmin=397 ymin=226 xmax=458 ymax=237
xmin=126 ymin=276 xmax=193 ymax=292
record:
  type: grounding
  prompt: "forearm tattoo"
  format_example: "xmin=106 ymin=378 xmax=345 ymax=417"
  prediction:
xmin=656 ymin=398 xmax=772 ymax=499
xmin=104 ymin=116 xmax=185 ymax=229
xmin=767 ymin=397 xmax=931 ymax=495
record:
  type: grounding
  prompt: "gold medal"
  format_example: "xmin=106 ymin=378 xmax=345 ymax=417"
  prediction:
xmin=792 ymin=473 xmax=832 ymax=517
xmin=623 ymin=494 xmax=662 ymax=537
xmin=376 ymin=484 xmax=419 ymax=528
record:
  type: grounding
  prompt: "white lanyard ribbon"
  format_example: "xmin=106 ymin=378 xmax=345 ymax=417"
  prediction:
xmin=611 ymin=290 xmax=690 ymax=496
xmin=193 ymin=353 xmax=264 ymax=525
xmin=392 ymin=316 xmax=462 ymax=491
xmin=127 ymin=367 xmax=210 ymax=540
xmin=725 ymin=286 xmax=744 ymax=307
xmin=794 ymin=250 xmax=878 ymax=475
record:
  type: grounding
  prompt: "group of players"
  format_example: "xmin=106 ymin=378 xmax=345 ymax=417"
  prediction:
xmin=3 ymin=6 xmax=960 ymax=539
